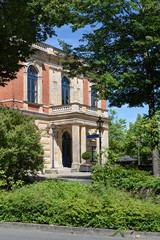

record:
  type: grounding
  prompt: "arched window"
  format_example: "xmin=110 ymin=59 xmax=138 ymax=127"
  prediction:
xmin=27 ymin=65 xmax=38 ymax=103
xmin=62 ymin=76 xmax=70 ymax=105
xmin=91 ymin=88 xmax=97 ymax=107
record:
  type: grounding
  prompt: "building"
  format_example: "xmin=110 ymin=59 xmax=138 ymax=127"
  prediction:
xmin=0 ymin=42 xmax=109 ymax=172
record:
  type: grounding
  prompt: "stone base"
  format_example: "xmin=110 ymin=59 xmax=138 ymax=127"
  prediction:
xmin=71 ymin=168 xmax=79 ymax=172
xmin=45 ymin=169 xmax=58 ymax=174
xmin=71 ymin=163 xmax=80 ymax=171
xmin=79 ymin=165 xmax=92 ymax=172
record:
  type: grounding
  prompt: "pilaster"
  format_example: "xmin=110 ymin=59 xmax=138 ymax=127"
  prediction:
xmin=81 ymin=126 xmax=86 ymax=163
xmin=72 ymin=124 xmax=80 ymax=169
xmin=54 ymin=132 xmax=62 ymax=168
xmin=102 ymin=129 xmax=108 ymax=164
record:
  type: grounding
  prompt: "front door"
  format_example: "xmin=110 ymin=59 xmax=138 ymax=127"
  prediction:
xmin=62 ymin=131 xmax=72 ymax=168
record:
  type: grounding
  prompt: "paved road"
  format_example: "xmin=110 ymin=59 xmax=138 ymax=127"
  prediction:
xmin=0 ymin=227 xmax=160 ymax=240
xmin=0 ymin=227 xmax=115 ymax=240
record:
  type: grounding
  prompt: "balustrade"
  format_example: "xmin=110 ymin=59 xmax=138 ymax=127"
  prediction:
xmin=51 ymin=103 xmax=108 ymax=118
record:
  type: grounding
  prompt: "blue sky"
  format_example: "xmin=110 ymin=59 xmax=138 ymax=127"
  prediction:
xmin=45 ymin=26 xmax=149 ymax=127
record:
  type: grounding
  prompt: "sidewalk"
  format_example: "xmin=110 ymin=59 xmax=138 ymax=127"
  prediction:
xmin=35 ymin=171 xmax=92 ymax=184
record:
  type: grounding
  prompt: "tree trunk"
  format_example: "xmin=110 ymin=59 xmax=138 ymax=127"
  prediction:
xmin=148 ymin=83 xmax=160 ymax=177
xmin=152 ymin=147 xmax=160 ymax=177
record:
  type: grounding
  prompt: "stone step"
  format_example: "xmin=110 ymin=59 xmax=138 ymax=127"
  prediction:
xmin=45 ymin=168 xmax=72 ymax=174
xmin=44 ymin=169 xmax=58 ymax=174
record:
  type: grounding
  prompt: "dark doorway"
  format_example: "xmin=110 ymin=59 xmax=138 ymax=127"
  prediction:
xmin=62 ymin=131 xmax=72 ymax=168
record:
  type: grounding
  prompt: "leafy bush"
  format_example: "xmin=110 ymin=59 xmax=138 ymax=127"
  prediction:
xmin=0 ymin=107 xmax=44 ymax=186
xmin=0 ymin=180 xmax=160 ymax=231
xmin=106 ymin=149 xmax=119 ymax=164
xmin=82 ymin=152 xmax=92 ymax=160
xmin=92 ymin=164 xmax=160 ymax=196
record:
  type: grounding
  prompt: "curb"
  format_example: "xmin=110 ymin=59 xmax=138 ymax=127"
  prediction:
xmin=0 ymin=222 xmax=160 ymax=239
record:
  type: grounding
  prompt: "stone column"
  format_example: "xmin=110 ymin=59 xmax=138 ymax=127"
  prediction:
xmin=50 ymin=134 xmax=54 ymax=168
xmin=81 ymin=126 xmax=86 ymax=163
xmin=53 ymin=136 xmax=59 ymax=168
xmin=72 ymin=124 xmax=80 ymax=170
xmin=102 ymin=129 xmax=108 ymax=164
xmin=52 ymin=71 xmax=61 ymax=105
xmin=54 ymin=129 xmax=62 ymax=168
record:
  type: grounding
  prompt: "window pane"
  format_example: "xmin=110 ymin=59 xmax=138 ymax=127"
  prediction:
xmin=62 ymin=77 xmax=70 ymax=105
xmin=28 ymin=78 xmax=30 ymax=90
xmin=92 ymin=146 xmax=96 ymax=161
xmin=91 ymin=88 xmax=97 ymax=107
xmin=31 ymin=79 xmax=34 ymax=90
xmin=31 ymin=91 xmax=34 ymax=103
xmin=28 ymin=66 xmax=37 ymax=76
xmin=34 ymin=79 xmax=37 ymax=91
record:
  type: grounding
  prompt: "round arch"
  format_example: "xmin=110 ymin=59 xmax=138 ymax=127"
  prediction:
xmin=27 ymin=65 xmax=38 ymax=103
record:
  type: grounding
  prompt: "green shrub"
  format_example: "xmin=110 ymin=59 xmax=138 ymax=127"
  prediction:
xmin=82 ymin=152 xmax=92 ymax=160
xmin=107 ymin=149 xmax=119 ymax=164
xmin=0 ymin=107 xmax=44 ymax=187
xmin=92 ymin=164 xmax=160 ymax=196
xmin=0 ymin=180 xmax=160 ymax=231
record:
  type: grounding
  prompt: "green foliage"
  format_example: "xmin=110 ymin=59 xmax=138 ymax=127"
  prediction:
xmin=81 ymin=152 xmax=92 ymax=160
xmin=108 ymin=110 xmax=127 ymax=156
xmin=0 ymin=180 xmax=160 ymax=231
xmin=0 ymin=170 xmax=7 ymax=189
xmin=0 ymin=170 xmax=24 ymax=191
xmin=0 ymin=107 xmax=44 ymax=185
xmin=107 ymin=149 xmax=119 ymax=165
xmin=92 ymin=164 xmax=160 ymax=197
xmin=126 ymin=113 xmax=151 ymax=163
xmin=125 ymin=112 xmax=160 ymax=166
xmin=60 ymin=0 xmax=160 ymax=175
xmin=108 ymin=111 xmax=160 ymax=167
xmin=112 ymin=228 xmax=125 ymax=238
xmin=0 ymin=0 xmax=74 ymax=85
xmin=62 ymin=0 xmax=160 ymax=115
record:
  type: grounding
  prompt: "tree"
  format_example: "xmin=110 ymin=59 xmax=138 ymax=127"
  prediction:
xmin=61 ymin=0 xmax=160 ymax=177
xmin=0 ymin=0 xmax=74 ymax=86
xmin=126 ymin=113 xmax=160 ymax=168
xmin=0 ymin=107 xmax=44 ymax=182
xmin=125 ymin=114 xmax=152 ymax=164
xmin=108 ymin=110 xmax=127 ymax=156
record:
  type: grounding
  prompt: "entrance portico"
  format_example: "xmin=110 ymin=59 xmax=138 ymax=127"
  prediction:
xmin=22 ymin=102 xmax=108 ymax=171
xmin=45 ymin=103 xmax=109 ymax=170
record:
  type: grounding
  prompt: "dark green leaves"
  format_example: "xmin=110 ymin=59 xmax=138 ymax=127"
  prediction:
xmin=0 ymin=107 xmax=44 ymax=182
xmin=0 ymin=0 xmax=75 ymax=85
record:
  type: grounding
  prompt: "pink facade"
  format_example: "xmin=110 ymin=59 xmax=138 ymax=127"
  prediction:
xmin=0 ymin=65 xmax=106 ymax=113
xmin=42 ymin=64 xmax=50 ymax=113
xmin=0 ymin=66 xmax=24 ymax=105
xmin=0 ymin=42 xmax=109 ymax=171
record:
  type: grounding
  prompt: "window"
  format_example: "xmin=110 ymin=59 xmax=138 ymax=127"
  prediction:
xmin=91 ymin=88 xmax=97 ymax=107
xmin=27 ymin=66 xmax=38 ymax=103
xmin=62 ymin=76 xmax=70 ymax=105
xmin=92 ymin=146 xmax=96 ymax=161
